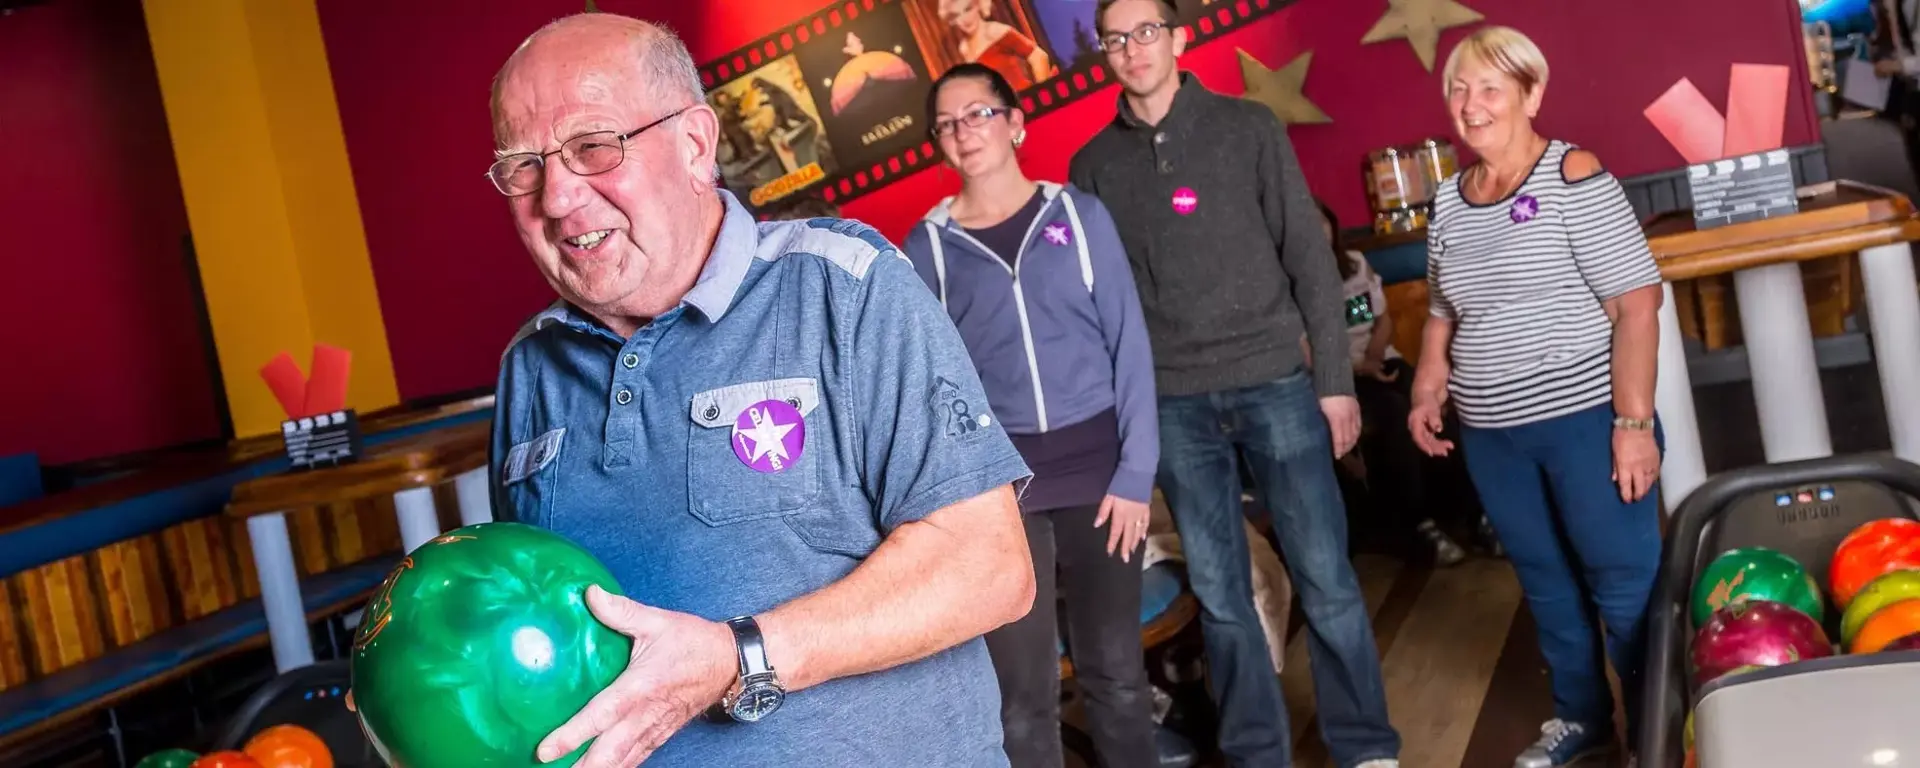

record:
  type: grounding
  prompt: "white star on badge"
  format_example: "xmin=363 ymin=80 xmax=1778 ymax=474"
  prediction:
xmin=737 ymin=407 xmax=795 ymax=464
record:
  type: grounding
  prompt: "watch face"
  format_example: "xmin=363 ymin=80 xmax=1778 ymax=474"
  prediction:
xmin=730 ymin=684 xmax=784 ymax=723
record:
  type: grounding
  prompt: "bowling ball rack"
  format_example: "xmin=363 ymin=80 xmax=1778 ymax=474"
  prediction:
xmin=207 ymin=659 xmax=378 ymax=768
xmin=1639 ymin=453 xmax=1920 ymax=767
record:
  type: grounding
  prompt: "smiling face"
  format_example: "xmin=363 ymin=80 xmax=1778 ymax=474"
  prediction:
xmin=490 ymin=18 xmax=719 ymax=322
xmin=940 ymin=0 xmax=984 ymax=35
xmin=1442 ymin=31 xmax=1548 ymax=156
xmin=933 ymin=75 xmax=1023 ymax=181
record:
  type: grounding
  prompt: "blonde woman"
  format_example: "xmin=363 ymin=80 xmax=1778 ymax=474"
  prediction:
xmin=1410 ymin=26 xmax=1665 ymax=768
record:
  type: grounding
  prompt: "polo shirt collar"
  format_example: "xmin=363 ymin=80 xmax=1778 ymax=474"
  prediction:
xmin=1115 ymin=70 xmax=1207 ymax=130
xmin=519 ymin=189 xmax=758 ymax=340
xmin=680 ymin=189 xmax=758 ymax=323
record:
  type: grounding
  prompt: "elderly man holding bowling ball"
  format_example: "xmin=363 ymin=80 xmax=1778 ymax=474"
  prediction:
xmin=351 ymin=12 xmax=1038 ymax=768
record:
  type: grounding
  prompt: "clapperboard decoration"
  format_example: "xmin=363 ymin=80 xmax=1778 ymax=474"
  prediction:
xmin=1644 ymin=63 xmax=1798 ymax=230
xmin=259 ymin=343 xmax=364 ymax=470
xmin=1687 ymin=150 xmax=1798 ymax=229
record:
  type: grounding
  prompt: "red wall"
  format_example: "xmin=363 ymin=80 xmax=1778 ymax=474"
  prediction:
xmin=0 ymin=0 xmax=221 ymax=466
xmin=319 ymin=0 xmax=1815 ymax=401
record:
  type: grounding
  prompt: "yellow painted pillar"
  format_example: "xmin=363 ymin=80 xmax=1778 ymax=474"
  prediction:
xmin=142 ymin=0 xmax=399 ymax=439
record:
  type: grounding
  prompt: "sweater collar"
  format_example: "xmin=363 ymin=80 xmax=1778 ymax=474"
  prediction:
xmin=1114 ymin=71 xmax=1208 ymax=131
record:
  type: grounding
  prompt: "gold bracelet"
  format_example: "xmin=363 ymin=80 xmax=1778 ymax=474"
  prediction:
xmin=1613 ymin=416 xmax=1655 ymax=431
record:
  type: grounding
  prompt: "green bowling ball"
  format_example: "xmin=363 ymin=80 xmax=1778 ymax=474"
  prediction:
xmin=132 ymin=749 xmax=198 ymax=768
xmin=350 ymin=522 xmax=633 ymax=768
xmin=1691 ymin=546 xmax=1824 ymax=627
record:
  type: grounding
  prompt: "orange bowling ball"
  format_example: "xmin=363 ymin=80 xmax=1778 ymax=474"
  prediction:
xmin=1829 ymin=518 xmax=1920 ymax=608
xmin=1851 ymin=598 xmax=1920 ymax=653
xmin=190 ymin=752 xmax=262 ymax=768
xmin=243 ymin=724 xmax=333 ymax=768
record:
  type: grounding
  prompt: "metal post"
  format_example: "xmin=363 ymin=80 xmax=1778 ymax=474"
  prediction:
xmin=393 ymin=486 xmax=441 ymax=553
xmin=1860 ymin=242 xmax=1920 ymax=464
xmin=1733 ymin=263 xmax=1833 ymax=462
xmin=245 ymin=512 xmax=315 ymax=672
xmin=1656 ymin=283 xmax=1709 ymax=511
xmin=453 ymin=467 xmax=493 ymax=527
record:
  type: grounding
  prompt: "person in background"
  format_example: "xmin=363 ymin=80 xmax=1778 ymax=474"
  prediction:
xmin=1067 ymin=0 xmax=1402 ymax=766
xmin=1312 ymin=199 xmax=1467 ymax=568
xmin=902 ymin=61 xmax=1160 ymax=768
xmin=1411 ymin=26 xmax=1665 ymax=768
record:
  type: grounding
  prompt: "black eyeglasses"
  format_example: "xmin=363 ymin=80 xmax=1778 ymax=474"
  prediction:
xmin=931 ymin=106 xmax=1011 ymax=139
xmin=487 ymin=106 xmax=691 ymax=197
xmin=1099 ymin=22 xmax=1170 ymax=54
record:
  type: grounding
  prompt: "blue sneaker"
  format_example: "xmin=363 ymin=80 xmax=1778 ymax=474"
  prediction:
xmin=1514 ymin=719 xmax=1614 ymax=767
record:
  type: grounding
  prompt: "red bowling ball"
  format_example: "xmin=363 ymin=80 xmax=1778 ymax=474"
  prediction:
xmin=1690 ymin=599 xmax=1833 ymax=689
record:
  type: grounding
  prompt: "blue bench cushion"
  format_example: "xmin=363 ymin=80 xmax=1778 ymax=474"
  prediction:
xmin=1056 ymin=562 xmax=1187 ymax=656
xmin=0 ymin=453 xmax=41 ymax=508
xmin=0 ymin=558 xmax=395 ymax=738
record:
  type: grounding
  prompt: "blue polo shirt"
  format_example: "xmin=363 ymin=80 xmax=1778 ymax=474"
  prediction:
xmin=488 ymin=190 xmax=1031 ymax=766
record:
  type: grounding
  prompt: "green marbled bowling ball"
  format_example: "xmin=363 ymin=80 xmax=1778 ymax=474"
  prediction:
xmin=349 ymin=522 xmax=633 ymax=768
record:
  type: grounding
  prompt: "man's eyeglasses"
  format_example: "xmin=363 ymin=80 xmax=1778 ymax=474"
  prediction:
xmin=930 ymin=106 xmax=1011 ymax=139
xmin=1099 ymin=22 xmax=1170 ymax=54
xmin=486 ymin=105 xmax=691 ymax=197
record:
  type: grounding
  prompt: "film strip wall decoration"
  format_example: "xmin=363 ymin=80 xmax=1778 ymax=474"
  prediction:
xmin=698 ymin=0 xmax=1299 ymax=214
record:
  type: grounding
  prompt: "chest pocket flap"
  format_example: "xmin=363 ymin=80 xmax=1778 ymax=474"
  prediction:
xmin=690 ymin=378 xmax=820 ymax=427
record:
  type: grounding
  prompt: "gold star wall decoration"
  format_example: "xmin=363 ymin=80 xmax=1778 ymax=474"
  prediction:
xmin=1239 ymin=49 xmax=1330 ymax=125
xmin=1361 ymin=0 xmax=1485 ymax=71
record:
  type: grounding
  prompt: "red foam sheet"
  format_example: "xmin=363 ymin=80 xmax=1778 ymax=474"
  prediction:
xmin=305 ymin=343 xmax=352 ymax=416
xmin=259 ymin=353 xmax=307 ymax=420
xmin=1725 ymin=63 xmax=1789 ymax=156
xmin=1644 ymin=78 xmax=1726 ymax=165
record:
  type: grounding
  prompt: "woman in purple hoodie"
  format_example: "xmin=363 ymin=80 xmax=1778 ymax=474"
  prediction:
xmin=902 ymin=63 xmax=1161 ymax=768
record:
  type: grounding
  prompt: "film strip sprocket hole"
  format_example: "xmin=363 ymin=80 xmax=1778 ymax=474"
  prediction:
xmin=701 ymin=0 xmax=1290 ymax=213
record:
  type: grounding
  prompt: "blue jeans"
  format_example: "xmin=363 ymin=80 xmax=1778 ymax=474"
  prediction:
xmin=1156 ymin=371 xmax=1400 ymax=768
xmin=1458 ymin=404 xmax=1664 ymax=744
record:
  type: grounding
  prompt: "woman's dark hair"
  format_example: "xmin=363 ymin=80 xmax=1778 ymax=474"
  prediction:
xmin=1315 ymin=198 xmax=1357 ymax=281
xmin=925 ymin=62 xmax=1021 ymax=142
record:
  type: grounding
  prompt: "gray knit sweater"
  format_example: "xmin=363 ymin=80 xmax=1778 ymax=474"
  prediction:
xmin=1068 ymin=73 xmax=1354 ymax=400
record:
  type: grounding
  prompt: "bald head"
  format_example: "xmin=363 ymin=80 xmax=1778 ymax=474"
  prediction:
xmin=486 ymin=12 xmax=728 ymax=336
xmin=491 ymin=14 xmax=705 ymax=147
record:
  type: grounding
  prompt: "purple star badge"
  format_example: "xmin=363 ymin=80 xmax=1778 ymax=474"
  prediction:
xmin=1042 ymin=222 xmax=1071 ymax=247
xmin=1510 ymin=194 xmax=1539 ymax=224
xmin=732 ymin=399 xmax=805 ymax=473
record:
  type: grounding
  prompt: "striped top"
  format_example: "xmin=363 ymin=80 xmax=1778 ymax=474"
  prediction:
xmin=1427 ymin=140 xmax=1662 ymax=429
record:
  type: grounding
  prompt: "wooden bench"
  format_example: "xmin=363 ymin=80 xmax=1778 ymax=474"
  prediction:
xmin=0 ymin=398 xmax=493 ymax=752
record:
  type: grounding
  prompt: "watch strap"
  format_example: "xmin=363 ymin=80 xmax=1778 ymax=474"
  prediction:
xmin=726 ymin=616 xmax=772 ymax=678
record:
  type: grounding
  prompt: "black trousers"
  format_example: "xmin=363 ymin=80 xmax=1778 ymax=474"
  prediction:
xmin=984 ymin=504 xmax=1158 ymax=768
xmin=1352 ymin=359 xmax=1478 ymax=551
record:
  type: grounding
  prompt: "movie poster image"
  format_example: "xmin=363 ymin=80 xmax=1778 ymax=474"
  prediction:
xmin=903 ymin=0 xmax=1058 ymax=93
xmin=792 ymin=2 xmax=934 ymax=172
xmin=1025 ymin=0 xmax=1106 ymax=72
xmin=709 ymin=55 xmax=837 ymax=210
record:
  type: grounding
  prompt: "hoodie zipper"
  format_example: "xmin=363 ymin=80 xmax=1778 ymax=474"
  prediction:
xmin=940 ymin=204 xmax=1054 ymax=433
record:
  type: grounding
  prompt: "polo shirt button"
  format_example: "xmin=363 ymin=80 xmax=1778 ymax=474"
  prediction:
xmin=615 ymin=389 xmax=632 ymax=405
xmin=622 ymin=353 xmax=639 ymax=369
xmin=1154 ymin=132 xmax=1167 ymax=144
xmin=1159 ymin=160 xmax=1173 ymax=173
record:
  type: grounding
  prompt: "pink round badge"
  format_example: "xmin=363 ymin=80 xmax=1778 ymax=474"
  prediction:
xmin=731 ymin=399 xmax=805 ymax=473
xmin=1172 ymin=187 xmax=1198 ymax=215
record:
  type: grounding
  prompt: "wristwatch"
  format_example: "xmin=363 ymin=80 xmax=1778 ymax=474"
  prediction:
xmin=1614 ymin=415 xmax=1655 ymax=431
xmin=716 ymin=616 xmax=785 ymax=723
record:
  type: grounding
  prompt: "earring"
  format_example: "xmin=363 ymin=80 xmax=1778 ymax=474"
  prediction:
xmin=1013 ymin=130 xmax=1027 ymax=149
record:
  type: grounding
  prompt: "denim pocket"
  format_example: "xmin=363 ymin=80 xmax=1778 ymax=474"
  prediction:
xmin=686 ymin=378 xmax=823 ymax=526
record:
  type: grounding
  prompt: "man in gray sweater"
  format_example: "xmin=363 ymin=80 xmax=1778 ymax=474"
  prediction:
xmin=1068 ymin=1 xmax=1401 ymax=766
